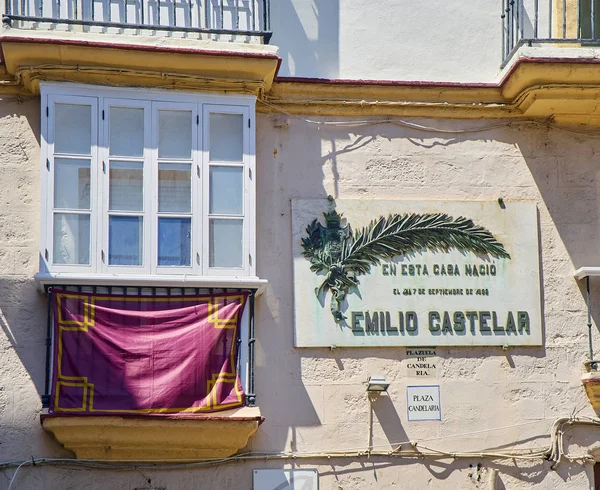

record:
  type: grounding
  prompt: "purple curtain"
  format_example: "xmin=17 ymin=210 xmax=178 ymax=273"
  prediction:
xmin=50 ymin=290 xmax=247 ymax=415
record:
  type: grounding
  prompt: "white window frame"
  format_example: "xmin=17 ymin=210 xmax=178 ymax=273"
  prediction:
xmin=102 ymin=97 xmax=153 ymax=275
xmin=39 ymin=83 xmax=257 ymax=284
xmin=152 ymin=101 xmax=200 ymax=276
xmin=203 ymin=104 xmax=253 ymax=277
xmin=44 ymin=94 xmax=99 ymax=275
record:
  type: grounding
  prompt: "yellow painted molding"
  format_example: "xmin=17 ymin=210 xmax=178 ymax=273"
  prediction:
xmin=3 ymin=31 xmax=600 ymax=123
xmin=262 ymin=79 xmax=510 ymax=119
xmin=261 ymin=58 xmax=600 ymax=124
xmin=0 ymin=34 xmax=280 ymax=95
xmin=42 ymin=407 xmax=262 ymax=460
xmin=500 ymin=60 xmax=600 ymax=99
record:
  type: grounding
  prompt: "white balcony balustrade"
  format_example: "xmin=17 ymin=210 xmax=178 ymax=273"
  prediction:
xmin=1 ymin=0 xmax=271 ymax=42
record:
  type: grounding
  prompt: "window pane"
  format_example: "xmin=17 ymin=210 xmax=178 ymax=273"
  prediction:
xmin=109 ymin=161 xmax=143 ymax=211
xmin=53 ymin=213 xmax=90 ymax=265
xmin=209 ymin=219 xmax=243 ymax=268
xmin=579 ymin=0 xmax=600 ymax=38
xmin=209 ymin=166 xmax=243 ymax=215
xmin=54 ymin=158 xmax=91 ymax=210
xmin=158 ymin=164 xmax=191 ymax=213
xmin=158 ymin=218 xmax=191 ymax=266
xmin=109 ymin=216 xmax=143 ymax=266
xmin=158 ymin=110 xmax=192 ymax=160
xmin=55 ymin=104 xmax=91 ymax=155
xmin=209 ymin=113 xmax=243 ymax=162
xmin=109 ymin=107 xmax=144 ymax=157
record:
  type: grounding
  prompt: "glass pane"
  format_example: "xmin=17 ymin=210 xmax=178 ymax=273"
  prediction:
xmin=110 ymin=107 xmax=144 ymax=157
xmin=109 ymin=216 xmax=143 ymax=266
xmin=580 ymin=0 xmax=600 ymax=38
xmin=53 ymin=213 xmax=90 ymax=265
xmin=209 ymin=219 xmax=243 ymax=268
xmin=54 ymin=158 xmax=91 ymax=210
xmin=158 ymin=110 xmax=192 ymax=159
xmin=158 ymin=164 xmax=191 ymax=213
xmin=209 ymin=113 xmax=243 ymax=162
xmin=158 ymin=218 xmax=191 ymax=267
xmin=55 ymin=104 xmax=91 ymax=155
xmin=109 ymin=161 xmax=143 ymax=211
xmin=209 ymin=166 xmax=243 ymax=215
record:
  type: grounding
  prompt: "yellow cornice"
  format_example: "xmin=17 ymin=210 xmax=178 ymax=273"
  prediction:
xmin=2 ymin=34 xmax=600 ymax=123
xmin=260 ymin=57 xmax=600 ymax=124
xmin=0 ymin=34 xmax=280 ymax=95
xmin=262 ymin=80 xmax=511 ymax=119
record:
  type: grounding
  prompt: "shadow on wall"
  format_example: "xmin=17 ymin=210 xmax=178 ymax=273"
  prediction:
xmin=271 ymin=0 xmax=340 ymax=78
xmin=252 ymin=114 xmax=599 ymax=487
xmin=0 ymin=98 xmax=63 ymax=458
xmin=516 ymin=125 xmax=600 ymax=354
xmin=0 ymin=278 xmax=74 ymax=459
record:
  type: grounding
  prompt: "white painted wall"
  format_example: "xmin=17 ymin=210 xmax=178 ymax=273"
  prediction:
xmin=271 ymin=0 xmax=505 ymax=82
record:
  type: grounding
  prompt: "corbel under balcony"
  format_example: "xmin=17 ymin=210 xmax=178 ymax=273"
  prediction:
xmin=498 ymin=48 xmax=600 ymax=125
xmin=0 ymin=29 xmax=280 ymax=95
xmin=41 ymin=406 xmax=263 ymax=460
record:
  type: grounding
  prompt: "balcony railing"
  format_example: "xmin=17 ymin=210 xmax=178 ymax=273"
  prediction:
xmin=42 ymin=285 xmax=257 ymax=409
xmin=502 ymin=0 xmax=600 ymax=65
xmin=2 ymin=0 xmax=271 ymax=42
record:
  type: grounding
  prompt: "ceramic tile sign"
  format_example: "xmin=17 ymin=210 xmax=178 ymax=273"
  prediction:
xmin=407 ymin=385 xmax=441 ymax=421
xmin=292 ymin=199 xmax=542 ymax=347
xmin=406 ymin=348 xmax=438 ymax=378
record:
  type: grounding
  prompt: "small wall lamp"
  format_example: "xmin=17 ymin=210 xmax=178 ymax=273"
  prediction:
xmin=366 ymin=375 xmax=390 ymax=393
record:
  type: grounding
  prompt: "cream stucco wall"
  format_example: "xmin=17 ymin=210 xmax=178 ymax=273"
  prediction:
xmin=251 ymin=113 xmax=600 ymax=488
xmin=0 ymin=96 xmax=600 ymax=488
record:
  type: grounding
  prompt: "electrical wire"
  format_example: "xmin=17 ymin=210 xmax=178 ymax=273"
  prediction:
xmin=258 ymin=98 xmax=600 ymax=137
xmin=0 ymin=415 xmax=597 ymax=477
xmin=7 ymin=460 xmax=29 ymax=490
xmin=259 ymin=99 xmax=520 ymax=133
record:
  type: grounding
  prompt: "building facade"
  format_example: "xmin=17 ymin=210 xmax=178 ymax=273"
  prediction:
xmin=1 ymin=1 xmax=600 ymax=489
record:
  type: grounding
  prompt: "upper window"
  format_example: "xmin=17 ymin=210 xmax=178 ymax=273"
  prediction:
xmin=40 ymin=83 xmax=256 ymax=279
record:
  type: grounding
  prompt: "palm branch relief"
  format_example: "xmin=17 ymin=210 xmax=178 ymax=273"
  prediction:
xmin=301 ymin=210 xmax=511 ymax=323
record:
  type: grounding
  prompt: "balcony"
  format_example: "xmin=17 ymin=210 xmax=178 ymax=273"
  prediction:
xmin=495 ymin=0 xmax=600 ymax=123
xmin=502 ymin=0 xmax=600 ymax=65
xmin=0 ymin=0 xmax=279 ymax=95
xmin=40 ymin=285 xmax=263 ymax=460
xmin=2 ymin=0 xmax=271 ymax=43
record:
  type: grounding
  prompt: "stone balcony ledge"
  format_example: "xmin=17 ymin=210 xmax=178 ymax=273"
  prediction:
xmin=41 ymin=406 xmax=263 ymax=460
xmin=0 ymin=28 xmax=280 ymax=95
